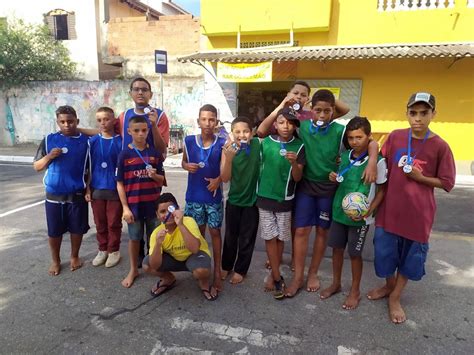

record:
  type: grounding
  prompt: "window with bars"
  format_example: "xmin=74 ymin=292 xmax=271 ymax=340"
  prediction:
xmin=44 ymin=9 xmax=77 ymax=40
xmin=240 ymin=40 xmax=299 ymax=49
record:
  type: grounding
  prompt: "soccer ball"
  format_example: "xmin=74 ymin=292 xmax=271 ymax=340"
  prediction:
xmin=341 ymin=192 xmax=369 ymax=219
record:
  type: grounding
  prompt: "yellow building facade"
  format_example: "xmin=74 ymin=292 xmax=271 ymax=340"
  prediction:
xmin=181 ymin=0 xmax=474 ymax=162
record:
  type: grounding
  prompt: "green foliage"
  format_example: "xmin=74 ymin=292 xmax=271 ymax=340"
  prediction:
xmin=0 ymin=19 xmax=77 ymax=89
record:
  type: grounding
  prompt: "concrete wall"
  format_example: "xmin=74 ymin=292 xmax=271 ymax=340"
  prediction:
xmin=0 ymin=0 xmax=100 ymax=80
xmin=1 ymin=78 xmax=206 ymax=145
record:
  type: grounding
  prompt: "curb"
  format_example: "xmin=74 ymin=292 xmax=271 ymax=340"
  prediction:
xmin=0 ymin=155 xmax=34 ymax=164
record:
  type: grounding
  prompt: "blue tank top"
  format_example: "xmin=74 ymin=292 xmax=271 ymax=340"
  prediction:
xmin=120 ymin=108 xmax=164 ymax=150
xmin=184 ymin=135 xmax=226 ymax=204
xmin=44 ymin=132 xmax=89 ymax=195
xmin=89 ymin=134 xmax=122 ymax=191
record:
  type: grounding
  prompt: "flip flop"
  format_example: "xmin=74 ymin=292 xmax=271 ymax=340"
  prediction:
xmin=201 ymin=287 xmax=218 ymax=301
xmin=150 ymin=279 xmax=176 ymax=298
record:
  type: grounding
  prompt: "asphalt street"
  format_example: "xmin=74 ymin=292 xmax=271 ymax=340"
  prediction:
xmin=0 ymin=163 xmax=473 ymax=354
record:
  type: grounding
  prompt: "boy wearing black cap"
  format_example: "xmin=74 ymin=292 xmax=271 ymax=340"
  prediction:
xmin=367 ymin=92 xmax=455 ymax=324
xmin=257 ymin=107 xmax=305 ymax=299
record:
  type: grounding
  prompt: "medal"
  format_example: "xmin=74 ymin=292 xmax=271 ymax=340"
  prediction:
xmin=164 ymin=205 xmax=176 ymax=223
xmin=279 ymin=149 xmax=287 ymax=156
xmin=316 ymin=120 xmax=324 ymax=127
xmin=197 ymin=135 xmax=217 ymax=169
xmin=101 ymin=162 xmax=108 ymax=168
xmin=145 ymin=164 xmax=153 ymax=171
xmin=405 ymin=128 xmax=430 ymax=175
xmin=336 ymin=150 xmax=368 ymax=184
xmin=231 ymin=142 xmax=239 ymax=150
xmin=61 ymin=147 xmax=68 ymax=154
xmin=198 ymin=161 xmax=205 ymax=168
xmin=292 ymin=102 xmax=301 ymax=111
xmin=144 ymin=106 xmax=152 ymax=114
xmin=336 ymin=175 xmax=344 ymax=183
xmin=99 ymin=135 xmax=115 ymax=170
xmin=403 ymin=164 xmax=412 ymax=174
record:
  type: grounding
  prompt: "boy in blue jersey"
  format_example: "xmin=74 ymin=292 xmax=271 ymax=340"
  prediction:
xmin=182 ymin=104 xmax=226 ymax=291
xmin=34 ymin=106 xmax=90 ymax=276
xmin=117 ymin=116 xmax=165 ymax=288
xmin=85 ymin=107 xmax=123 ymax=268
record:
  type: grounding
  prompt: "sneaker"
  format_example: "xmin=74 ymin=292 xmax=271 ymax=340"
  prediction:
xmin=105 ymin=251 xmax=121 ymax=268
xmin=92 ymin=251 xmax=108 ymax=266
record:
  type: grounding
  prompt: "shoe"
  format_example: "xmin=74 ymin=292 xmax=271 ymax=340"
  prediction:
xmin=105 ymin=251 xmax=121 ymax=268
xmin=273 ymin=277 xmax=285 ymax=300
xmin=92 ymin=251 xmax=108 ymax=266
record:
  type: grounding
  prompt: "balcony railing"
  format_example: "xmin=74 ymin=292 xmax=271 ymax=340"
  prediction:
xmin=377 ymin=0 xmax=460 ymax=11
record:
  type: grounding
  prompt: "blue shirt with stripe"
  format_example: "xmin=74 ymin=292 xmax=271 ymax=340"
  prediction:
xmin=120 ymin=108 xmax=164 ymax=150
xmin=89 ymin=134 xmax=122 ymax=191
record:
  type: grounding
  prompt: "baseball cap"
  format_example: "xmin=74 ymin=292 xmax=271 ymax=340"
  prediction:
xmin=277 ymin=107 xmax=300 ymax=127
xmin=407 ymin=92 xmax=436 ymax=109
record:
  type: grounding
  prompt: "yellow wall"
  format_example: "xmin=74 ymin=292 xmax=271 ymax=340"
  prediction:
xmin=203 ymin=0 xmax=474 ymax=49
xmin=201 ymin=0 xmax=331 ymax=36
xmin=296 ymin=57 xmax=474 ymax=160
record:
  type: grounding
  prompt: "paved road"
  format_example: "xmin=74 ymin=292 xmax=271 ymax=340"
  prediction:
xmin=0 ymin=164 xmax=473 ymax=354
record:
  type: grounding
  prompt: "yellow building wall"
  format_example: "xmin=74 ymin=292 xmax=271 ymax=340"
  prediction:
xmin=296 ymin=58 xmax=474 ymax=160
xmin=203 ymin=0 xmax=474 ymax=49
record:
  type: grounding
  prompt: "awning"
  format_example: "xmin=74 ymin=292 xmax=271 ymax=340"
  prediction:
xmin=178 ymin=42 xmax=474 ymax=63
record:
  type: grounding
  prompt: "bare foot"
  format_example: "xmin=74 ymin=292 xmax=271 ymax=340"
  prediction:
xmin=306 ymin=273 xmax=320 ymax=292
xmin=264 ymin=260 xmax=271 ymax=270
xmin=48 ymin=262 xmax=61 ymax=276
xmin=388 ymin=295 xmax=406 ymax=324
xmin=70 ymin=257 xmax=83 ymax=271
xmin=342 ymin=290 xmax=361 ymax=310
xmin=264 ymin=274 xmax=274 ymax=292
xmin=320 ymin=283 xmax=341 ymax=299
xmin=221 ymin=270 xmax=229 ymax=280
xmin=367 ymin=284 xmax=393 ymax=300
xmin=290 ymin=260 xmax=295 ymax=272
xmin=229 ymin=272 xmax=244 ymax=284
xmin=284 ymin=279 xmax=303 ymax=298
xmin=121 ymin=270 xmax=139 ymax=288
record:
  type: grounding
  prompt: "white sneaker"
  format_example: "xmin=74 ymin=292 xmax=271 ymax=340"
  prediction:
xmin=92 ymin=251 xmax=108 ymax=266
xmin=105 ymin=251 xmax=121 ymax=268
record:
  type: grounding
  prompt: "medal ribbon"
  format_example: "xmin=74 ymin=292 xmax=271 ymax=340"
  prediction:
xmin=337 ymin=150 xmax=368 ymax=179
xmin=99 ymin=135 xmax=114 ymax=164
xmin=309 ymin=121 xmax=330 ymax=135
xmin=407 ymin=128 xmax=430 ymax=165
xmin=131 ymin=144 xmax=150 ymax=167
xmin=199 ymin=135 xmax=217 ymax=165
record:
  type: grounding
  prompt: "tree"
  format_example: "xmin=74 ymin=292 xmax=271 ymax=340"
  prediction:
xmin=0 ymin=19 xmax=77 ymax=89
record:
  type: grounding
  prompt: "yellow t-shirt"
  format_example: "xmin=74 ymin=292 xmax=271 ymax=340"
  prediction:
xmin=149 ymin=216 xmax=211 ymax=261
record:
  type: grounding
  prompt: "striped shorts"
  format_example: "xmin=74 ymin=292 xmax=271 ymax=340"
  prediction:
xmin=258 ymin=208 xmax=292 ymax=242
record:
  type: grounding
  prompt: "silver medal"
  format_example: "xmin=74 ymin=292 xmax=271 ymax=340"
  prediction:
xmin=279 ymin=149 xmax=287 ymax=156
xmin=231 ymin=142 xmax=239 ymax=150
xmin=101 ymin=162 xmax=108 ymax=168
xmin=403 ymin=164 xmax=413 ymax=174
xmin=145 ymin=164 xmax=153 ymax=171
xmin=198 ymin=161 xmax=205 ymax=168
xmin=316 ymin=120 xmax=324 ymax=127
xmin=144 ymin=107 xmax=152 ymax=114
xmin=61 ymin=147 xmax=68 ymax=154
xmin=292 ymin=102 xmax=301 ymax=111
xmin=336 ymin=175 xmax=344 ymax=183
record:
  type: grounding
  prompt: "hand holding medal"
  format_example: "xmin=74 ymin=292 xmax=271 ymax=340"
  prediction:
xmin=48 ymin=147 xmax=62 ymax=160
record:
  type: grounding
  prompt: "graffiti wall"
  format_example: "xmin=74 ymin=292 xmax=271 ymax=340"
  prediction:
xmin=2 ymin=78 xmax=205 ymax=145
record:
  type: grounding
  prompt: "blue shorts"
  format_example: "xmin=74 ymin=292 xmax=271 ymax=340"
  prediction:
xmin=293 ymin=191 xmax=332 ymax=229
xmin=374 ymin=227 xmax=429 ymax=281
xmin=127 ymin=217 xmax=159 ymax=241
xmin=45 ymin=200 xmax=90 ymax=238
xmin=184 ymin=202 xmax=223 ymax=229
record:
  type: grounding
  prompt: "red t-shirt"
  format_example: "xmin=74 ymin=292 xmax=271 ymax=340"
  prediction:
xmin=375 ymin=128 xmax=455 ymax=243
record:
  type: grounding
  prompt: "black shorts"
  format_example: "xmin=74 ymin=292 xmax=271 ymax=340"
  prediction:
xmin=328 ymin=221 xmax=369 ymax=257
xmin=143 ymin=251 xmax=211 ymax=272
xmin=45 ymin=200 xmax=90 ymax=238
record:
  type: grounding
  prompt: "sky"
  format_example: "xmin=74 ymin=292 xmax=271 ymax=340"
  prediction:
xmin=173 ymin=0 xmax=200 ymax=16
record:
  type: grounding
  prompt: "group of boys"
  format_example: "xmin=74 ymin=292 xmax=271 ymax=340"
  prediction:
xmin=34 ymin=77 xmax=455 ymax=323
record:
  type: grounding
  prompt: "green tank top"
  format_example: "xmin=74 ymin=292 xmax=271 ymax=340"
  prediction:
xmin=332 ymin=150 xmax=378 ymax=226
xmin=228 ymin=137 xmax=260 ymax=207
xmin=257 ymin=136 xmax=304 ymax=202
xmin=300 ymin=120 xmax=345 ymax=182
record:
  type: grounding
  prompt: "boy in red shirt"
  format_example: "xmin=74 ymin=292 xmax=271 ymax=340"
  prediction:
xmin=368 ymin=93 xmax=455 ymax=323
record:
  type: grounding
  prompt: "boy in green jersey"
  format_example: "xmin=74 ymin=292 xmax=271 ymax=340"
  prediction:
xmin=257 ymin=108 xmax=305 ymax=299
xmin=320 ymin=116 xmax=386 ymax=310
xmin=220 ymin=117 xmax=260 ymax=284
xmin=285 ymin=90 xmax=378 ymax=298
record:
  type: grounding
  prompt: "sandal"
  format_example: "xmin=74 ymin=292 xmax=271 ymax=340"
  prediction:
xmin=273 ymin=277 xmax=285 ymax=300
xmin=201 ymin=286 xmax=218 ymax=301
xmin=150 ymin=279 xmax=176 ymax=298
